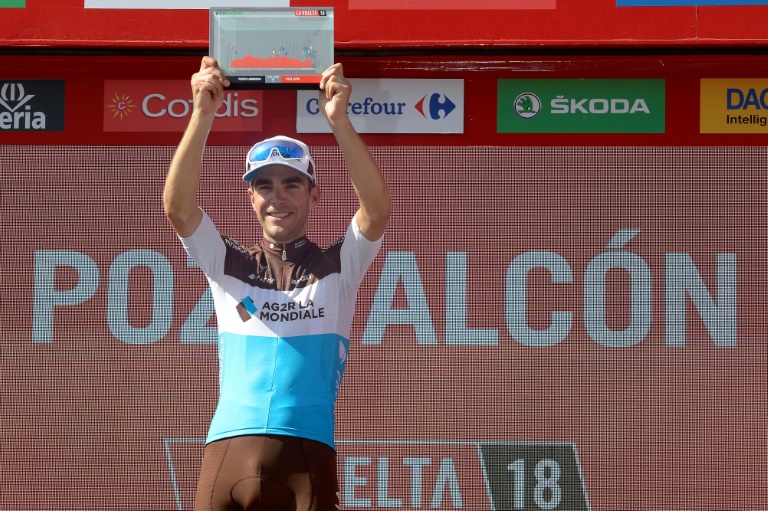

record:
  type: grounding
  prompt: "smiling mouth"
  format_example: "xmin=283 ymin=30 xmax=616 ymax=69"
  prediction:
xmin=268 ymin=212 xmax=291 ymax=220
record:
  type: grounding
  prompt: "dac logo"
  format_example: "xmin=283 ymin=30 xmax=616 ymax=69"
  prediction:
xmin=726 ymin=87 xmax=768 ymax=110
xmin=415 ymin=93 xmax=456 ymax=120
xmin=514 ymin=92 xmax=541 ymax=119
xmin=0 ymin=80 xmax=65 ymax=132
xmin=700 ymin=79 xmax=768 ymax=133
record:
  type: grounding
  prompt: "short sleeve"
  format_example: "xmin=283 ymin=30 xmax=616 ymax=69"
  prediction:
xmin=179 ymin=208 xmax=226 ymax=279
xmin=339 ymin=216 xmax=384 ymax=287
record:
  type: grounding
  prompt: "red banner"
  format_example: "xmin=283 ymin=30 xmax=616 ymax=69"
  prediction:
xmin=0 ymin=0 xmax=768 ymax=48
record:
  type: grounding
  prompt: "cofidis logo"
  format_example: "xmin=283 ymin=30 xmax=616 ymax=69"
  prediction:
xmin=296 ymin=79 xmax=464 ymax=133
xmin=700 ymin=79 xmax=768 ymax=134
xmin=103 ymin=81 xmax=262 ymax=132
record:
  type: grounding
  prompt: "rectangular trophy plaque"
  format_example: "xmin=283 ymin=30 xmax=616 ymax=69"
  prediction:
xmin=210 ymin=7 xmax=334 ymax=90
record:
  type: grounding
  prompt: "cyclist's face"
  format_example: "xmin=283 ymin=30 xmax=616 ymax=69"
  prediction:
xmin=248 ymin=165 xmax=319 ymax=245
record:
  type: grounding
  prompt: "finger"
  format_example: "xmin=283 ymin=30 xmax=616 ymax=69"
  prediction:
xmin=326 ymin=78 xmax=339 ymax=101
xmin=319 ymin=63 xmax=343 ymax=89
xmin=207 ymin=74 xmax=226 ymax=96
xmin=319 ymin=69 xmax=332 ymax=90
xmin=212 ymin=69 xmax=230 ymax=88
xmin=200 ymin=56 xmax=219 ymax=71
xmin=195 ymin=75 xmax=224 ymax=101
xmin=200 ymin=67 xmax=230 ymax=90
xmin=327 ymin=62 xmax=344 ymax=76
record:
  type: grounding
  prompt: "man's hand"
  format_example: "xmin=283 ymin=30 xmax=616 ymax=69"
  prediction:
xmin=191 ymin=56 xmax=230 ymax=117
xmin=319 ymin=63 xmax=351 ymax=126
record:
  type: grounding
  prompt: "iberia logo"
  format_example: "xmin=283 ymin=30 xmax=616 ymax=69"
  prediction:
xmin=103 ymin=80 xmax=263 ymax=133
xmin=108 ymin=93 xmax=135 ymax=120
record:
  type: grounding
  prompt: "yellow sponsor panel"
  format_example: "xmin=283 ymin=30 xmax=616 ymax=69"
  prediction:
xmin=700 ymin=78 xmax=768 ymax=134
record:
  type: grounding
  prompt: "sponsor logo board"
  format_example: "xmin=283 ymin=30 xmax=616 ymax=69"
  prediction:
xmin=700 ymin=78 xmax=768 ymax=134
xmin=497 ymin=79 xmax=666 ymax=133
xmin=0 ymin=80 xmax=64 ymax=132
xmin=349 ymin=0 xmax=555 ymax=9
xmin=103 ymin=80 xmax=262 ymax=132
xmin=296 ymin=79 xmax=463 ymax=134
xmin=618 ymin=0 xmax=768 ymax=6
xmin=85 ymin=0 xmax=287 ymax=8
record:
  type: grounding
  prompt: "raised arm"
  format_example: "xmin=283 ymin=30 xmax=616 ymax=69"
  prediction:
xmin=163 ymin=57 xmax=230 ymax=238
xmin=319 ymin=64 xmax=391 ymax=242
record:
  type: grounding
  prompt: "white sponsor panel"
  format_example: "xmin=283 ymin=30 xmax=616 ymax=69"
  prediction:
xmin=85 ymin=1 xmax=287 ymax=8
xmin=296 ymin=79 xmax=464 ymax=134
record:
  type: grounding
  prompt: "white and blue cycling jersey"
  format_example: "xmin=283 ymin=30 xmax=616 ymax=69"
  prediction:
xmin=180 ymin=209 xmax=382 ymax=450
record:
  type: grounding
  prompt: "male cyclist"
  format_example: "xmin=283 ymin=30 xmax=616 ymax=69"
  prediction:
xmin=163 ymin=56 xmax=391 ymax=511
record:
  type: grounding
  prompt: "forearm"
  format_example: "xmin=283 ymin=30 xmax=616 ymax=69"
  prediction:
xmin=163 ymin=111 xmax=215 ymax=236
xmin=330 ymin=117 xmax=391 ymax=238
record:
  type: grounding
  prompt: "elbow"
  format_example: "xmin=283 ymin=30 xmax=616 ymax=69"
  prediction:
xmin=162 ymin=190 xmax=195 ymax=230
xmin=374 ymin=189 xmax=393 ymax=227
xmin=162 ymin=190 xmax=180 ymax=221
xmin=381 ymin=196 xmax=393 ymax=227
xmin=369 ymin=192 xmax=393 ymax=233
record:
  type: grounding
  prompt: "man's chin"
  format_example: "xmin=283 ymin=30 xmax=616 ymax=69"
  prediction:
xmin=264 ymin=227 xmax=295 ymax=244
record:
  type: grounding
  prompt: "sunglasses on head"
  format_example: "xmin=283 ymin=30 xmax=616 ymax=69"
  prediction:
xmin=246 ymin=140 xmax=315 ymax=178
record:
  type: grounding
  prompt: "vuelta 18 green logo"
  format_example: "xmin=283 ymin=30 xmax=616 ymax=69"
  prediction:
xmin=498 ymin=79 xmax=666 ymax=133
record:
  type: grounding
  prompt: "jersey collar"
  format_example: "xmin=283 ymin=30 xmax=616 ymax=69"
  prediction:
xmin=259 ymin=235 xmax=311 ymax=261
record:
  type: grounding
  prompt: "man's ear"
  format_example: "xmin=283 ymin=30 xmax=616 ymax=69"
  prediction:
xmin=310 ymin=185 xmax=321 ymax=209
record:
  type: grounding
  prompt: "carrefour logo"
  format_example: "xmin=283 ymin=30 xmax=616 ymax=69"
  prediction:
xmin=296 ymin=78 xmax=464 ymax=134
xmin=498 ymin=78 xmax=665 ymax=133
xmin=415 ymin=93 xmax=456 ymax=120
xmin=305 ymin=96 xmax=405 ymax=116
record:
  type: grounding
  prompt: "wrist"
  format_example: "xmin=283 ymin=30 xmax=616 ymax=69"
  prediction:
xmin=189 ymin=109 xmax=217 ymax=131
xmin=327 ymin=115 xmax=354 ymax=134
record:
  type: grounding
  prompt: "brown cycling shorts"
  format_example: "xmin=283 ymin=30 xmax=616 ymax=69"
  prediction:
xmin=194 ymin=435 xmax=339 ymax=511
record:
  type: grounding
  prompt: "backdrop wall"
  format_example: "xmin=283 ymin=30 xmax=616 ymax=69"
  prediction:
xmin=1 ymin=54 xmax=766 ymax=510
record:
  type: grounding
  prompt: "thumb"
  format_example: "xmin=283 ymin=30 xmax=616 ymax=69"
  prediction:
xmin=200 ymin=56 xmax=218 ymax=71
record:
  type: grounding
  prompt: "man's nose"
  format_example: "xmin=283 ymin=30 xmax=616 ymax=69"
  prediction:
xmin=271 ymin=185 xmax=287 ymax=201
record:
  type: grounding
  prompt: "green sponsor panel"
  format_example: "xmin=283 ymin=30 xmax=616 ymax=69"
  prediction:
xmin=498 ymin=79 xmax=665 ymax=133
xmin=0 ymin=0 xmax=25 ymax=7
